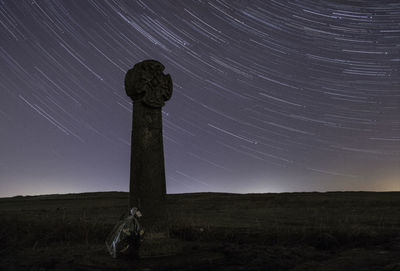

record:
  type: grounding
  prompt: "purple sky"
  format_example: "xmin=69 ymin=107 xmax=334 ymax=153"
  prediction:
xmin=0 ymin=1 xmax=399 ymax=197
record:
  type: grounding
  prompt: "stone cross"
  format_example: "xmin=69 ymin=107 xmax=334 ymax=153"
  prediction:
xmin=125 ymin=60 xmax=172 ymax=218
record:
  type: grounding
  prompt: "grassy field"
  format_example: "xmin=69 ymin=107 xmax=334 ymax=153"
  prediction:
xmin=1 ymin=191 xmax=400 ymax=270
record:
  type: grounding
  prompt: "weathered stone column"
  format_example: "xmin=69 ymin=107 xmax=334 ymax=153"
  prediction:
xmin=125 ymin=60 xmax=172 ymax=223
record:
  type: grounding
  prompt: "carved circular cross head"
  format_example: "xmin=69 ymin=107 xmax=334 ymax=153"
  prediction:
xmin=125 ymin=60 xmax=173 ymax=108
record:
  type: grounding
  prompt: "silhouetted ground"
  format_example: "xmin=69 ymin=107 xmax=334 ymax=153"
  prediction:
xmin=1 ymin=192 xmax=400 ymax=270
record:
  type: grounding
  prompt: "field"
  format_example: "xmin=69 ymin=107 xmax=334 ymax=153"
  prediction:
xmin=1 ymin=191 xmax=400 ymax=270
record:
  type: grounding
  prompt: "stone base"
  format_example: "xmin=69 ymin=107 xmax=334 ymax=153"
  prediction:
xmin=131 ymin=198 xmax=168 ymax=231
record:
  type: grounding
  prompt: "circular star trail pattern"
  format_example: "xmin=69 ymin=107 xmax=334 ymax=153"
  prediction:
xmin=0 ymin=0 xmax=399 ymax=197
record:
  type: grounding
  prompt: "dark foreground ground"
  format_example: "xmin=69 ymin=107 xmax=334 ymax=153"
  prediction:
xmin=1 ymin=191 xmax=400 ymax=271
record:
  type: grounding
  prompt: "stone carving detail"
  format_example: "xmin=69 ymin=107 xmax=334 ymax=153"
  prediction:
xmin=125 ymin=60 xmax=173 ymax=108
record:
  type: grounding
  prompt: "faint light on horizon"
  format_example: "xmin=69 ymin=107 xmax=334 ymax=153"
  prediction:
xmin=372 ymin=175 xmax=400 ymax=192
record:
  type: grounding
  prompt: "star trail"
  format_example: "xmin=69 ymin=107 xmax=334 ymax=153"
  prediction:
xmin=0 ymin=0 xmax=399 ymax=197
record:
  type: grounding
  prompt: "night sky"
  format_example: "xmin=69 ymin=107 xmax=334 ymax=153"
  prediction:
xmin=0 ymin=1 xmax=399 ymax=198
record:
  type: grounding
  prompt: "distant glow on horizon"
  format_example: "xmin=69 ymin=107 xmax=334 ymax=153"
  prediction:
xmin=1 ymin=174 xmax=399 ymax=198
xmin=371 ymin=176 xmax=400 ymax=192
